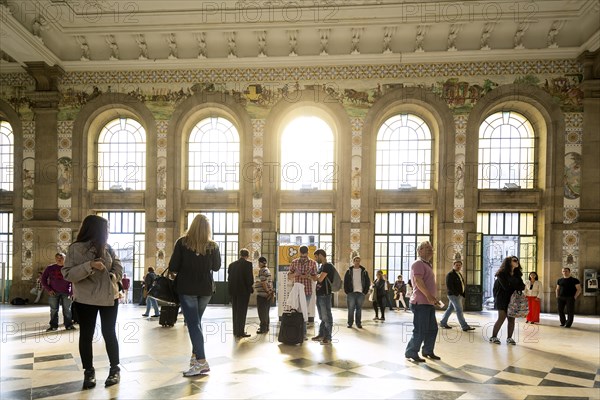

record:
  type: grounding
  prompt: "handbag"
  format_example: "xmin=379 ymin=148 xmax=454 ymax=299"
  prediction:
xmin=147 ymin=268 xmax=179 ymax=305
xmin=507 ymin=290 xmax=528 ymax=318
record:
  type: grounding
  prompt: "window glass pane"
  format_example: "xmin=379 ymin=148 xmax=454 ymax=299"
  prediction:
xmin=188 ymin=117 xmax=240 ymax=190
xmin=281 ymin=116 xmax=334 ymax=190
xmin=97 ymin=118 xmax=146 ymax=190
xmin=376 ymin=114 xmax=432 ymax=190
xmin=478 ymin=111 xmax=535 ymax=189
xmin=374 ymin=212 xmax=431 ymax=280
xmin=0 ymin=212 xmax=13 ymax=280
xmin=0 ymin=121 xmax=14 ymax=191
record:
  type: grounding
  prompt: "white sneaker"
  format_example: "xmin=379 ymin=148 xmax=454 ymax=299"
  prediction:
xmin=183 ymin=360 xmax=210 ymax=377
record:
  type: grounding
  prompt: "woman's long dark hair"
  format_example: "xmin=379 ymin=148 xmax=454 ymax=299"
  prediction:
xmin=75 ymin=215 xmax=108 ymax=258
xmin=495 ymin=256 xmax=523 ymax=278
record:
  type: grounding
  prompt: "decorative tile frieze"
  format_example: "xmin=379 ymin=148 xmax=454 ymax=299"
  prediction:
xmin=55 ymin=60 xmax=582 ymax=86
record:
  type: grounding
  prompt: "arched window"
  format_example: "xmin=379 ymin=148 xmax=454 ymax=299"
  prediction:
xmin=0 ymin=121 xmax=13 ymax=191
xmin=188 ymin=117 xmax=240 ymax=190
xmin=97 ymin=118 xmax=146 ymax=190
xmin=376 ymin=114 xmax=432 ymax=190
xmin=478 ymin=111 xmax=535 ymax=189
xmin=280 ymin=116 xmax=335 ymax=190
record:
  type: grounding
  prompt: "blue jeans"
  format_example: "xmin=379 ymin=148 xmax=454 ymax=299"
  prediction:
xmin=346 ymin=292 xmax=365 ymax=326
xmin=145 ymin=297 xmax=159 ymax=316
xmin=48 ymin=292 xmax=73 ymax=328
xmin=405 ymin=303 xmax=438 ymax=356
xmin=179 ymin=294 xmax=211 ymax=360
xmin=316 ymin=294 xmax=333 ymax=340
xmin=440 ymin=294 xmax=468 ymax=329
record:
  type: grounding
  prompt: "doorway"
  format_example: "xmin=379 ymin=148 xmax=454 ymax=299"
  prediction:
xmin=482 ymin=235 xmax=519 ymax=307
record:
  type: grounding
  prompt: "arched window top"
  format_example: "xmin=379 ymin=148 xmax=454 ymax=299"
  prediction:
xmin=479 ymin=111 xmax=534 ymax=140
xmin=280 ymin=116 xmax=335 ymax=191
xmin=478 ymin=111 xmax=536 ymax=189
xmin=0 ymin=120 xmax=14 ymax=191
xmin=188 ymin=116 xmax=240 ymax=191
xmin=189 ymin=117 xmax=240 ymax=144
xmin=97 ymin=117 xmax=146 ymax=190
xmin=98 ymin=118 xmax=145 ymax=143
xmin=376 ymin=113 xmax=432 ymax=190
xmin=377 ymin=114 xmax=431 ymax=141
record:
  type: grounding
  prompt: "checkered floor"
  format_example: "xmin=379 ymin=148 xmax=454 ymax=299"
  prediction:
xmin=1 ymin=305 xmax=598 ymax=399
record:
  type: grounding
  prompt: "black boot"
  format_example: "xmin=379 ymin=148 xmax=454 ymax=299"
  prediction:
xmin=82 ymin=368 xmax=96 ymax=389
xmin=105 ymin=366 xmax=120 ymax=387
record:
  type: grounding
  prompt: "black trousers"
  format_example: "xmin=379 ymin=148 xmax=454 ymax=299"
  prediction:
xmin=75 ymin=300 xmax=120 ymax=371
xmin=557 ymin=296 xmax=575 ymax=327
xmin=231 ymin=294 xmax=250 ymax=336
xmin=256 ymin=295 xmax=271 ymax=331
xmin=373 ymin=296 xmax=386 ymax=319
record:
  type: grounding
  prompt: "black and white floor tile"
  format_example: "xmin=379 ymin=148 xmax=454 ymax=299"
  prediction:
xmin=1 ymin=305 xmax=598 ymax=399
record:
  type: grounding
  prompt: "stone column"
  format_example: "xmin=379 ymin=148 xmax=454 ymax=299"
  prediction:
xmin=575 ymin=50 xmax=600 ymax=314
xmin=16 ymin=63 xmax=65 ymax=297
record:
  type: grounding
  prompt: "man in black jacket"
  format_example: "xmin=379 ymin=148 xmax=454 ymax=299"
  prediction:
xmin=439 ymin=256 xmax=475 ymax=331
xmin=228 ymin=249 xmax=254 ymax=338
xmin=343 ymin=253 xmax=371 ymax=329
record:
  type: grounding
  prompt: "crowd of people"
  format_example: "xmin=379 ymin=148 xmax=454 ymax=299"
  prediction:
xmin=29 ymin=215 xmax=585 ymax=389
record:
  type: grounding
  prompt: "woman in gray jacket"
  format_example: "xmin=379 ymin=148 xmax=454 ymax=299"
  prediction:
xmin=62 ymin=215 xmax=123 ymax=389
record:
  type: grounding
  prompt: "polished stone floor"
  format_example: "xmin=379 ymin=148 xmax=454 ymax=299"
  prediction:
xmin=0 ymin=303 xmax=598 ymax=400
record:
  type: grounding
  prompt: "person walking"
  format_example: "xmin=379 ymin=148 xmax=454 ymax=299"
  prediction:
xmin=254 ymin=257 xmax=274 ymax=334
xmin=121 ymin=273 xmax=131 ymax=304
xmin=41 ymin=253 xmax=75 ymax=331
xmin=62 ymin=215 xmax=123 ymax=389
xmin=489 ymin=256 xmax=525 ymax=345
xmin=439 ymin=255 xmax=475 ymax=331
xmin=343 ymin=252 xmax=371 ymax=328
xmin=393 ymin=275 xmax=408 ymax=311
xmin=405 ymin=241 xmax=441 ymax=362
xmin=311 ymin=249 xmax=335 ymax=345
xmin=555 ymin=267 xmax=582 ymax=328
xmin=142 ymin=267 xmax=160 ymax=317
xmin=525 ymin=271 xmax=542 ymax=324
xmin=372 ymin=270 xmax=387 ymax=321
xmin=228 ymin=248 xmax=254 ymax=338
xmin=169 ymin=214 xmax=221 ymax=377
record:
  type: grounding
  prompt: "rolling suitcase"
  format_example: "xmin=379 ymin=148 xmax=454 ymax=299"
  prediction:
xmin=159 ymin=305 xmax=179 ymax=327
xmin=278 ymin=309 xmax=304 ymax=344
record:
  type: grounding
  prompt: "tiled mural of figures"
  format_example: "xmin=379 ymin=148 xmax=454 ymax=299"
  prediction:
xmin=0 ymin=60 xmax=584 ymax=121
xmin=564 ymin=152 xmax=581 ymax=200
xmin=57 ymin=157 xmax=72 ymax=200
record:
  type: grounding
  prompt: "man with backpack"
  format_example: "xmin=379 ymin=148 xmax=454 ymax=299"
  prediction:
xmin=311 ymin=249 xmax=338 ymax=345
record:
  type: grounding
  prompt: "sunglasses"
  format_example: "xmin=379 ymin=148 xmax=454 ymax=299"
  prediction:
xmin=512 ymin=258 xmax=519 ymax=262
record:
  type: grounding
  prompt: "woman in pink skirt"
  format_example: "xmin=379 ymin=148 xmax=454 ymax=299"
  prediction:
xmin=525 ymin=271 xmax=541 ymax=324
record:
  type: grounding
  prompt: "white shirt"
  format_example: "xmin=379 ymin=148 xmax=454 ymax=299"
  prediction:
xmin=525 ymin=280 xmax=542 ymax=298
xmin=352 ymin=268 xmax=362 ymax=293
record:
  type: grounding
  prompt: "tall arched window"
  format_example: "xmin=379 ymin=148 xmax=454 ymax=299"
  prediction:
xmin=280 ymin=116 xmax=335 ymax=191
xmin=376 ymin=114 xmax=432 ymax=190
xmin=478 ymin=111 xmax=535 ymax=189
xmin=97 ymin=118 xmax=146 ymax=190
xmin=0 ymin=121 xmax=13 ymax=191
xmin=188 ymin=117 xmax=240 ymax=190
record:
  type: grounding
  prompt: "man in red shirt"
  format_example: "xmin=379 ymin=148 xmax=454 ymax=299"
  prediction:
xmin=41 ymin=253 xmax=75 ymax=331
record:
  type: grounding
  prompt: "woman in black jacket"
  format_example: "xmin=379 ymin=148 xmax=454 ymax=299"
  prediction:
xmin=169 ymin=214 xmax=221 ymax=377
xmin=372 ymin=270 xmax=388 ymax=321
xmin=490 ymin=256 xmax=525 ymax=345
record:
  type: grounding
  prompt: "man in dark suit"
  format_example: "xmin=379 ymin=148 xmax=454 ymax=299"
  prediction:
xmin=228 ymin=248 xmax=254 ymax=338
xmin=439 ymin=255 xmax=475 ymax=332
